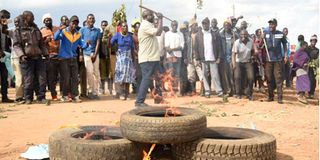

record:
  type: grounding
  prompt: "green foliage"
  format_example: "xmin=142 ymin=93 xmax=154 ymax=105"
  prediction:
xmin=196 ymin=0 xmax=203 ymax=9
xmin=112 ymin=4 xmax=127 ymax=26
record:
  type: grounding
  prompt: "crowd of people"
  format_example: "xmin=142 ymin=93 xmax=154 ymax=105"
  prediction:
xmin=0 ymin=9 xmax=318 ymax=106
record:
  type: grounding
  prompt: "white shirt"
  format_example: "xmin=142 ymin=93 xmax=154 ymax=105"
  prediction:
xmin=138 ymin=20 xmax=160 ymax=63
xmin=232 ymin=38 xmax=253 ymax=63
xmin=156 ymin=31 xmax=165 ymax=57
xmin=203 ymin=30 xmax=215 ymax=61
xmin=164 ymin=31 xmax=184 ymax=58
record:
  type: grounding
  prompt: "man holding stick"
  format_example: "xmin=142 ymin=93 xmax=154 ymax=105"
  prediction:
xmin=135 ymin=9 xmax=163 ymax=107
xmin=264 ymin=18 xmax=287 ymax=104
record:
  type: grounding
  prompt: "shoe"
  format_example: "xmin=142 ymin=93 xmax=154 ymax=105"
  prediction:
xmin=234 ymin=95 xmax=242 ymax=99
xmin=217 ymin=92 xmax=224 ymax=97
xmin=277 ymin=99 xmax=284 ymax=104
xmin=119 ymin=95 xmax=126 ymax=100
xmin=266 ymin=97 xmax=274 ymax=102
xmin=72 ymin=97 xmax=82 ymax=103
xmin=135 ymin=102 xmax=149 ymax=107
xmin=52 ymin=96 xmax=59 ymax=101
xmin=2 ymin=98 xmax=14 ymax=103
xmin=308 ymin=94 xmax=314 ymax=99
xmin=205 ymin=94 xmax=210 ymax=98
xmin=298 ymin=96 xmax=308 ymax=104
xmin=60 ymin=96 xmax=69 ymax=102
xmin=25 ymin=100 xmax=32 ymax=105
xmin=38 ymin=99 xmax=47 ymax=104
xmin=247 ymin=95 xmax=253 ymax=101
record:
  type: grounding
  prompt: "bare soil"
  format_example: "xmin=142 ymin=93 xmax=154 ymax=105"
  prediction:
xmin=0 ymin=87 xmax=318 ymax=160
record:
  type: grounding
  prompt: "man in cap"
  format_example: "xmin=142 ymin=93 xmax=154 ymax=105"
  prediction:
xmin=185 ymin=18 xmax=203 ymax=96
xmin=40 ymin=13 xmax=60 ymax=101
xmin=135 ymin=9 xmax=163 ymax=107
xmin=305 ymin=35 xmax=319 ymax=99
xmin=54 ymin=15 xmax=83 ymax=103
xmin=196 ymin=17 xmax=223 ymax=98
xmin=264 ymin=18 xmax=288 ymax=104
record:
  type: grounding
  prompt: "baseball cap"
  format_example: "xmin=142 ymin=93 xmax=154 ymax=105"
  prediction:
xmin=268 ymin=18 xmax=277 ymax=25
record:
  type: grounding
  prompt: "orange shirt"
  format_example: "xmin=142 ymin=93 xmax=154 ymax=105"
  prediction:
xmin=41 ymin=26 xmax=60 ymax=55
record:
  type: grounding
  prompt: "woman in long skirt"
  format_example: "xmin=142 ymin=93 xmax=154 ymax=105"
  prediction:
xmin=111 ymin=22 xmax=136 ymax=100
xmin=293 ymin=41 xmax=310 ymax=104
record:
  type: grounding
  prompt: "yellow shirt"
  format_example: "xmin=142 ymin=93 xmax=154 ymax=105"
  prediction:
xmin=138 ymin=20 xmax=160 ymax=63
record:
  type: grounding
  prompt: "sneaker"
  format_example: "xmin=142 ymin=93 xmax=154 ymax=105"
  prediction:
xmin=277 ymin=99 xmax=284 ymax=104
xmin=38 ymin=99 xmax=47 ymax=104
xmin=266 ymin=97 xmax=274 ymax=102
xmin=2 ymin=98 xmax=14 ymax=103
xmin=60 ymin=96 xmax=69 ymax=102
xmin=52 ymin=96 xmax=59 ymax=101
xmin=135 ymin=102 xmax=149 ymax=107
xmin=72 ymin=97 xmax=82 ymax=103
xmin=120 ymin=95 xmax=126 ymax=100
xmin=247 ymin=95 xmax=254 ymax=101
xmin=80 ymin=94 xmax=88 ymax=99
xmin=25 ymin=100 xmax=32 ymax=105
xmin=298 ymin=96 xmax=308 ymax=104
xmin=234 ymin=95 xmax=242 ymax=99
xmin=217 ymin=92 xmax=224 ymax=97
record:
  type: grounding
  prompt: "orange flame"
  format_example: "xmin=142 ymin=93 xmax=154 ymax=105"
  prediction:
xmin=82 ymin=127 xmax=112 ymax=140
xmin=142 ymin=144 xmax=156 ymax=160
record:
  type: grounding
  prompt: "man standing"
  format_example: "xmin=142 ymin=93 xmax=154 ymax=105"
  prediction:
xmin=13 ymin=11 xmax=48 ymax=104
xmin=240 ymin=21 xmax=248 ymax=31
xmin=219 ymin=20 xmax=239 ymax=96
xmin=306 ymin=35 xmax=319 ymax=99
xmin=186 ymin=18 xmax=203 ymax=96
xmin=264 ymin=18 xmax=287 ymax=104
xmin=179 ymin=21 xmax=190 ymax=96
xmin=196 ymin=17 xmax=223 ymax=98
xmin=40 ymin=13 xmax=60 ymax=101
xmin=232 ymin=30 xmax=255 ymax=100
xmin=282 ymin=27 xmax=291 ymax=88
xmin=99 ymin=20 xmax=108 ymax=94
xmin=135 ymin=10 xmax=163 ymax=107
xmin=80 ymin=14 xmax=101 ymax=100
xmin=164 ymin=20 xmax=184 ymax=93
xmin=54 ymin=15 xmax=83 ymax=103
xmin=0 ymin=9 xmax=14 ymax=103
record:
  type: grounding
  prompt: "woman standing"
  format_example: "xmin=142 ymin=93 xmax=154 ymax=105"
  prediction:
xmin=111 ymin=22 xmax=136 ymax=100
xmin=293 ymin=41 xmax=310 ymax=104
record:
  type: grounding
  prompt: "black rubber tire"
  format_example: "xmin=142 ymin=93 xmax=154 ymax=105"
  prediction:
xmin=120 ymin=106 xmax=207 ymax=144
xmin=49 ymin=125 xmax=142 ymax=160
xmin=172 ymin=127 xmax=277 ymax=160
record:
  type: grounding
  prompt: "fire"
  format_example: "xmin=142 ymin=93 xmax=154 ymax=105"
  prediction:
xmin=143 ymin=69 xmax=181 ymax=159
xmin=143 ymin=144 xmax=156 ymax=160
xmin=81 ymin=127 xmax=112 ymax=140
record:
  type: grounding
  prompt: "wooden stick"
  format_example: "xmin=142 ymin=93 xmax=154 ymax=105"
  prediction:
xmin=257 ymin=16 xmax=271 ymax=61
xmin=139 ymin=5 xmax=173 ymax=22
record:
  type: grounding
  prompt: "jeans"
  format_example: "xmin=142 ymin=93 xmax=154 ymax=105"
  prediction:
xmin=234 ymin=62 xmax=254 ymax=96
xmin=265 ymin=61 xmax=283 ymax=99
xmin=308 ymin=67 xmax=317 ymax=96
xmin=60 ymin=58 xmax=79 ymax=98
xmin=20 ymin=58 xmax=47 ymax=101
xmin=136 ymin=61 xmax=162 ymax=104
xmin=47 ymin=58 xmax=60 ymax=97
xmin=218 ymin=60 xmax=235 ymax=95
xmin=202 ymin=61 xmax=223 ymax=95
xmin=0 ymin=62 xmax=9 ymax=99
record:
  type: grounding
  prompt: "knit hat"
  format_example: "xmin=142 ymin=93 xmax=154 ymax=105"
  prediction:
xmin=42 ymin=13 xmax=52 ymax=23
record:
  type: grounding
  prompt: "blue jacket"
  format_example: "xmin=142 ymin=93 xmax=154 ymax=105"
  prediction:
xmin=264 ymin=29 xmax=287 ymax=62
xmin=80 ymin=26 xmax=101 ymax=56
xmin=54 ymin=27 xmax=84 ymax=59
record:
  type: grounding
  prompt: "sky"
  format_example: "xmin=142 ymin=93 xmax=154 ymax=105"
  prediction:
xmin=0 ymin=0 xmax=319 ymax=47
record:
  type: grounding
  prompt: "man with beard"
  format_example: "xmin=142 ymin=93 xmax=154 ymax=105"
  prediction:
xmin=41 ymin=13 xmax=60 ymax=101
xmin=135 ymin=10 xmax=163 ymax=107
xmin=264 ymin=18 xmax=287 ymax=104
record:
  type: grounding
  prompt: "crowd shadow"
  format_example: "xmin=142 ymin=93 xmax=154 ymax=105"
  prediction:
xmin=277 ymin=152 xmax=294 ymax=160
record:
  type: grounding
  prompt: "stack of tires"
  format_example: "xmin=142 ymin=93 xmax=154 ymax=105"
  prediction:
xmin=49 ymin=107 xmax=277 ymax=160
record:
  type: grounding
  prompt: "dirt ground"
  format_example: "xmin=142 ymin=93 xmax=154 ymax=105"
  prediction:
xmin=0 ymin=86 xmax=318 ymax=160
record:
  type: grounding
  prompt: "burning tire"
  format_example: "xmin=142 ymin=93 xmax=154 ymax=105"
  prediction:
xmin=49 ymin=126 xmax=142 ymax=160
xmin=120 ymin=107 xmax=207 ymax=144
xmin=172 ymin=127 xmax=277 ymax=160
